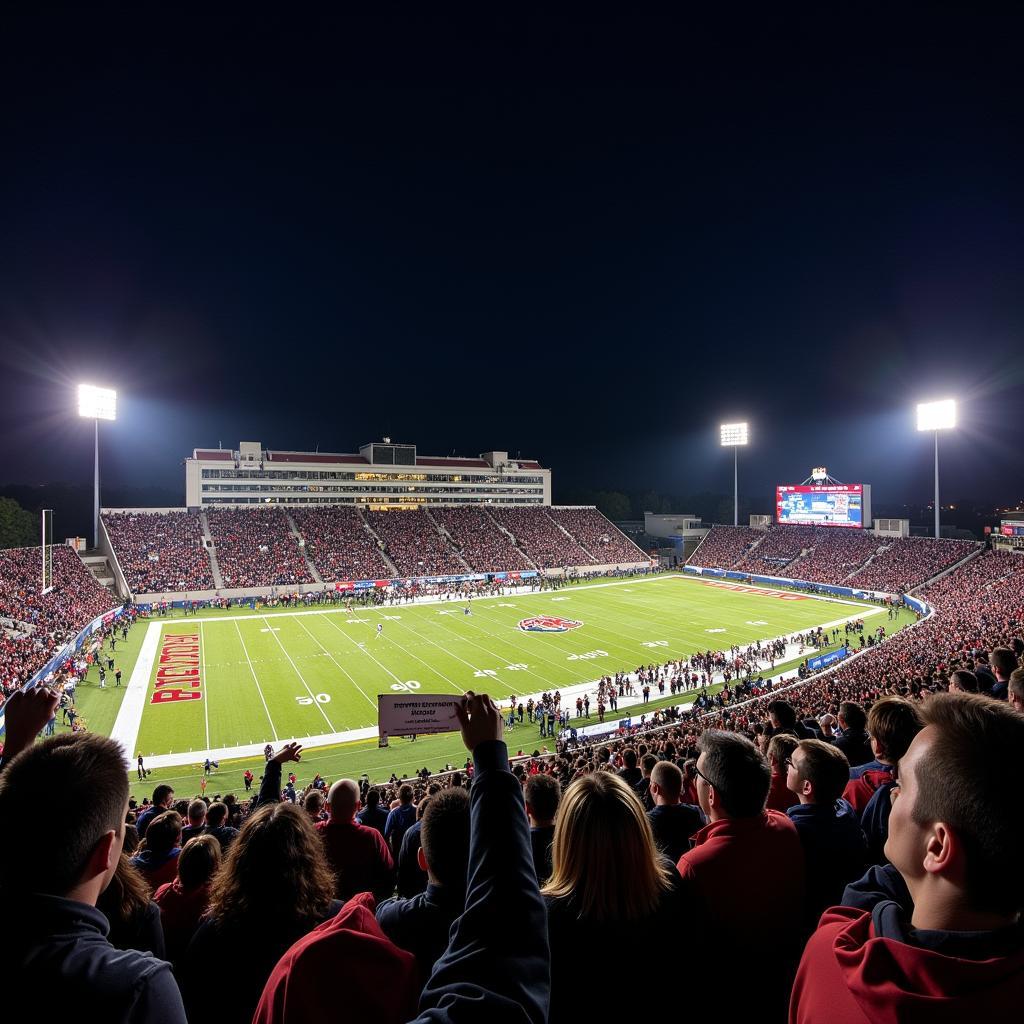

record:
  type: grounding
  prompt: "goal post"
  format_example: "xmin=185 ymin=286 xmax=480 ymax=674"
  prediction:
xmin=41 ymin=509 xmax=54 ymax=595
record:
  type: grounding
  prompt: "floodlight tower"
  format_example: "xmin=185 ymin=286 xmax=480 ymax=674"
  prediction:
xmin=720 ymin=422 xmax=749 ymax=527
xmin=916 ymin=399 xmax=956 ymax=540
xmin=78 ymin=384 xmax=117 ymax=549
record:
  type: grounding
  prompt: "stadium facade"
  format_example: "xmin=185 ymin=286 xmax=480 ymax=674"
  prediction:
xmin=185 ymin=440 xmax=552 ymax=509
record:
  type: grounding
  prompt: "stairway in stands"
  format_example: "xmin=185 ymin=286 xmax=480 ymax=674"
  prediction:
xmin=198 ymin=511 xmax=225 ymax=590
xmin=285 ymin=511 xmax=323 ymax=584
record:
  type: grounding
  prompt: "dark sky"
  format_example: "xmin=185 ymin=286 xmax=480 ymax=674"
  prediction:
xmin=2 ymin=8 xmax=1023 ymax=511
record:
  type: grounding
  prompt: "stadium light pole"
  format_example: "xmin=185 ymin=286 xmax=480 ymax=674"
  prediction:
xmin=78 ymin=384 xmax=117 ymax=549
xmin=916 ymin=399 xmax=956 ymax=540
xmin=720 ymin=422 xmax=749 ymax=527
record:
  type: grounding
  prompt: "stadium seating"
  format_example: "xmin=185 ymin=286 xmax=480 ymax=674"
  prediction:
xmin=429 ymin=507 xmax=535 ymax=572
xmin=290 ymin=507 xmax=392 ymax=583
xmin=545 ymin=507 xmax=648 ymax=564
xmin=780 ymin=529 xmax=883 ymax=583
xmin=846 ymin=536 xmax=976 ymax=592
xmin=206 ymin=508 xmax=313 ymax=588
xmin=364 ymin=510 xmax=466 ymax=576
xmin=103 ymin=511 xmax=215 ymax=594
xmin=687 ymin=525 xmax=766 ymax=568
xmin=0 ymin=545 xmax=114 ymax=693
xmin=732 ymin=525 xmax=820 ymax=573
xmin=488 ymin=507 xmax=596 ymax=568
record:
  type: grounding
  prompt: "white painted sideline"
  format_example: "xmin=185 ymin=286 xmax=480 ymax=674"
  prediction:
xmin=124 ymin=600 xmax=883 ymax=770
xmin=110 ymin=621 xmax=162 ymax=760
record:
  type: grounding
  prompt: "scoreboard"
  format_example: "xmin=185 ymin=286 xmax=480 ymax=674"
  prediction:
xmin=776 ymin=484 xmax=871 ymax=529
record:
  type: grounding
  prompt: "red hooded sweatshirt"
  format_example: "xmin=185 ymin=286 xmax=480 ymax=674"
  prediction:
xmin=791 ymin=903 xmax=1024 ymax=1023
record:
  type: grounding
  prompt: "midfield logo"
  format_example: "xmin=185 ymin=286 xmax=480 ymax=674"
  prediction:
xmin=518 ymin=615 xmax=583 ymax=633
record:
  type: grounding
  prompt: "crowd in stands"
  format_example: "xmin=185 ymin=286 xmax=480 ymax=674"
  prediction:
xmin=786 ymin=528 xmax=884 ymax=583
xmin=290 ymin=507 xmax=392 ymax=583
xmin=206 ymin=508 xmax=313 ymax=588
xmin=429 ymin=507 xmax=534 ymax=572
xmin=846 ymin=536 xmax=977 ymax=592
xmin=686 ymin=524 xmax=763 ymax=568
xmin=0 ymin=545 xmax=114 ymax=696
xmin=104 ymin=512 xmax=215 ymax=594
xmin=545 ymin=506 xmax=648 ymax=564
xmin=364 ymin=510 xmax=467 ymax=577
xmin=733 ymin=524 xmax=820 ymax=572
xmin=489 ymin=507 xmax=595 ymax=568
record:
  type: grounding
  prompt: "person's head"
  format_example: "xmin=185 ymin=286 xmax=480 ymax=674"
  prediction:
xmin=207 ymin=801 xmax=335 ymax=927
xmin=303 ymin=789 xmax=324 ymax=820
xmin=365 ymin=788 xmax=381 ymax=809
xmin=0 ymin=733 xmax=129 ymax=901
xmin=177 ymin=834 xmax=222 ymax=889
xmin=886 ymin=692 xmax=1024 ymax=923
xmin=767 ymin=700 xmax=798 ymax=732
xmin=640 ymin=754 xmax=657 ymax=779
xmin=837 ymin=701 xmax=867 ymax=732
xmin=398 ymin=784 xmax=414 ymax=805
xmin=767 ymin=733 xmax=799 ymax=772
xmin=695 ymin=731 xmax=770 ymax=821
xmin=949 ymin=670 xmax=979 ymax=694
xmin=543 ymin=772 xmax=673 ymax=921
xmin=327 ymin=779 xmax=360 ymax=821
xmin=417 ymin=788 xmax=470 ymax=889
xmin=524 ymin=773 xmax=561 ymax=827
xmin=989 ymin=647 xmax=1018 ymax=683
xmin=867 ymin=696 xmax=924 ymax=766
xmin=187 ymin=799 xmax=207 ymax=827
xmin=787 ymin=739 xmax=850 ymax=805
xmin=622 ymin=748 xmax=638 ymax=770
xmin=1008 ymin=668 xmax=1024 ymax=714
xmin=152 ymin=784 xmax=175 ymax=809
xmin=145 ymin=811 xmax=183 ymax=857
xmin=649 ymin=760 xmax=683 ymax=806
xmin=206 ymin=801 xmax=229 ymax=828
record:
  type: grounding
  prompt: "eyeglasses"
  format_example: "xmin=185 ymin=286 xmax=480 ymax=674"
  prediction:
xmin=784 ymin=756 xmax=795 ymax=769
xmin=693 ymin=764 xmax=716 ymax=788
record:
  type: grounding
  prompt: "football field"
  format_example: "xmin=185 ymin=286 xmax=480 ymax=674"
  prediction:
xmin=116 ymin=574 xmax=888 ymax=768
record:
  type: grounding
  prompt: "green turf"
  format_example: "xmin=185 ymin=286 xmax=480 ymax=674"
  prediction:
xmin=104 ymin=575 xmax=917 ymax=801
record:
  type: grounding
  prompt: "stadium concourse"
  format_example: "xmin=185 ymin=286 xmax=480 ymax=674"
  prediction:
xmin=1 ymin=528 xmax=1023 ymax=1023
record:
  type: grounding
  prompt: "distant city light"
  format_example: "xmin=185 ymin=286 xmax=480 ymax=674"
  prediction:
xmin=78 ymin=384 xmax=117 ymax=421
xmin=916 ymin=399 xmax=955 ymax=432
xmin=720 ymin=422 xmax=749 ymax=446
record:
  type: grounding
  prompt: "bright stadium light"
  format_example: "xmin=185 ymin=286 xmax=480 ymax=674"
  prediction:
xmin=916 ymin=399 xmax=956 ymax=540
xmin=720 ymin=422 xmax=749 ymax=527
xmin=78 ymin=384 xmax=117 ymax=549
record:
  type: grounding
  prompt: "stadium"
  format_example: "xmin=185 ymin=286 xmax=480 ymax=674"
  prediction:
xmin=3 ymin=11 xmax=1024 ymax=1024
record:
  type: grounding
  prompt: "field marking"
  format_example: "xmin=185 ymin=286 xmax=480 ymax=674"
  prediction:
xmin=109 ymin=620 xmax=162 ymax=759
xmin=260 ymin=616 xmax=336 ymax=732
xmin=234 ymin=620 xmax=279 ymax=742
xmin=292 ymin=617 xmax=377 ymax=711
xmin=201 ymin=622 xmax=210 ymax=751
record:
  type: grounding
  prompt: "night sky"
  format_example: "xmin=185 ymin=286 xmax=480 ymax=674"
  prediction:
xmin=2 ymin=9 xmax=1023 ymax=513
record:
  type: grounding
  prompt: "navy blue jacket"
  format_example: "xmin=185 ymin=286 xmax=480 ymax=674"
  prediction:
xmin=860 ymin=778 xmax=896 ymax=866
xmin=414 ymin=740 xmax=549 ymax=1023
xmin=376 ymin=881 xmax=465 ymax=986
xmin=398 ymin=819 xmax=428 ymax=897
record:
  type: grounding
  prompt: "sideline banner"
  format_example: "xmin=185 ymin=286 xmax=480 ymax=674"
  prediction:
xmin=377 ymin=693 xmax=461 ymax=742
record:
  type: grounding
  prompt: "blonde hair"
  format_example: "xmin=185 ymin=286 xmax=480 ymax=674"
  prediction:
xmin=542 ymin=771 xmax=673 ymax=921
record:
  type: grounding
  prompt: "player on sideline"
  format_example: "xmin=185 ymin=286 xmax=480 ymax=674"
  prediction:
xmin=376 ymin=622 xmax=383 ymax=639
xmin=464 ymin=604 xmax=471 ymax=616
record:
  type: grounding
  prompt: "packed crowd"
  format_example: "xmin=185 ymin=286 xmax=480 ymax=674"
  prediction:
xmin=428 ymin=506 xmax=534 ymax=572
xmin=290 ymin=507 xmax=393 ymax=582
xmin=786 ymin=528 xmax=884 ymax=583
xmin=205 ymin=508 xmax=313 ymax=588
xmin=0 ymin=545 xmax=115 ymax=696
xmin=733 ymin=524 xmax=820 ymax=572
xmin=545 ymin=506 xmax=648 ymax=564
xmin=1 ymin=544 xmax=1022 ymax=1021
xmin=685 ymin=524 xmax=762 ymax=568
xmin=489 ymin=507 xmax=595 ymax=568
xmin=364 ymin=511 xmax=468 ymax=577
xmin=103 ymin=512 xmax=215 ymax=594
xmin=846 ymin=536 xmax=977 ymax=592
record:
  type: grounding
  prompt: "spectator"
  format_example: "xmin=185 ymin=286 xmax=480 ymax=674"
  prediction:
xmin=543 ymin=772 xmax=688 ymax=1021
xmin=1009 ymin=667 xmax=1024 ymax=714
xmin=844 ymin=697 xmax=923 ymax=814
xmin=949 ymin=670 xmax=980 ymax=694
xmin=768 ymin=699 xmax=814 ymax=739
xmin=646 ymin=760 xmax=705 ymax=864
xmin=766 ymin=733 xmax=800 ymax=811
xmin=791 ymin=693 xmax=1024 ymax=1022
xmin=785 ymin=739 xmax=868 ymax=929
xmin=677 ymin=730 xmax=805 ymax=1020
xmin=357 ymin=787 xmax=390 ymax=834
xmin=136 ymin=785 xmax=174 ymax=839
xmin=824 ymin=701 xmax=874 ymax=767
xmin=633 ymin=752 xmax=658 ymax=810
xmin=177 ymin=801 xmax=342 ymax=1024
xmin=524 ymin=772 xmax=561 ymax=883
xmin=384 ymin=783 xmax=417 ymax=860
xmin=316 ymin=779 xmax=395 ymax=903
xmin=0 ymin=729 xmax=186 ymax=1022
xmin=96 ymin=852 xmax=167 ymax=957
xmin=376 ymin=787 xmax=471 ymax=987
xmin=989 ymin=646 xmax=1018 ymax=701
xmin=204 ymin=800 xmax=239 ymax=851
xmin=303 ymin=789 xmax=325 ymax=824
xmin=153 ymin=835 xmax=221 ymax=965
xmin=181 ymin=799 xmax=207 ymax=843
xmin=130 ymin=811 xmax=182 ymax=891
xmin=616 ymin=746 xmax=642 ymax=787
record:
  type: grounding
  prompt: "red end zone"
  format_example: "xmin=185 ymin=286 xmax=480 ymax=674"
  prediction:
xmin=695 ymin=579 xmax=808 ymax=601
xmin=151 ymin=633 xmax=203 ymax=704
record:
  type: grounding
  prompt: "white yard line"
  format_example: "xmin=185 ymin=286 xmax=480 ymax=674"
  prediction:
xmin=234 ymin=620 xmax=279 ymax=742
xmin=261 ymin=616 xmax=336 ymax=732
xmin=294 ymin=617 xmax=378 ymax=711
xmin=109 ymin=621 xmax=162 ymax=760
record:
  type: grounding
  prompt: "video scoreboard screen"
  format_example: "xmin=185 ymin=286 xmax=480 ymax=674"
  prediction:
xmin=776 ymin=484 xmax=869 ymax=529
